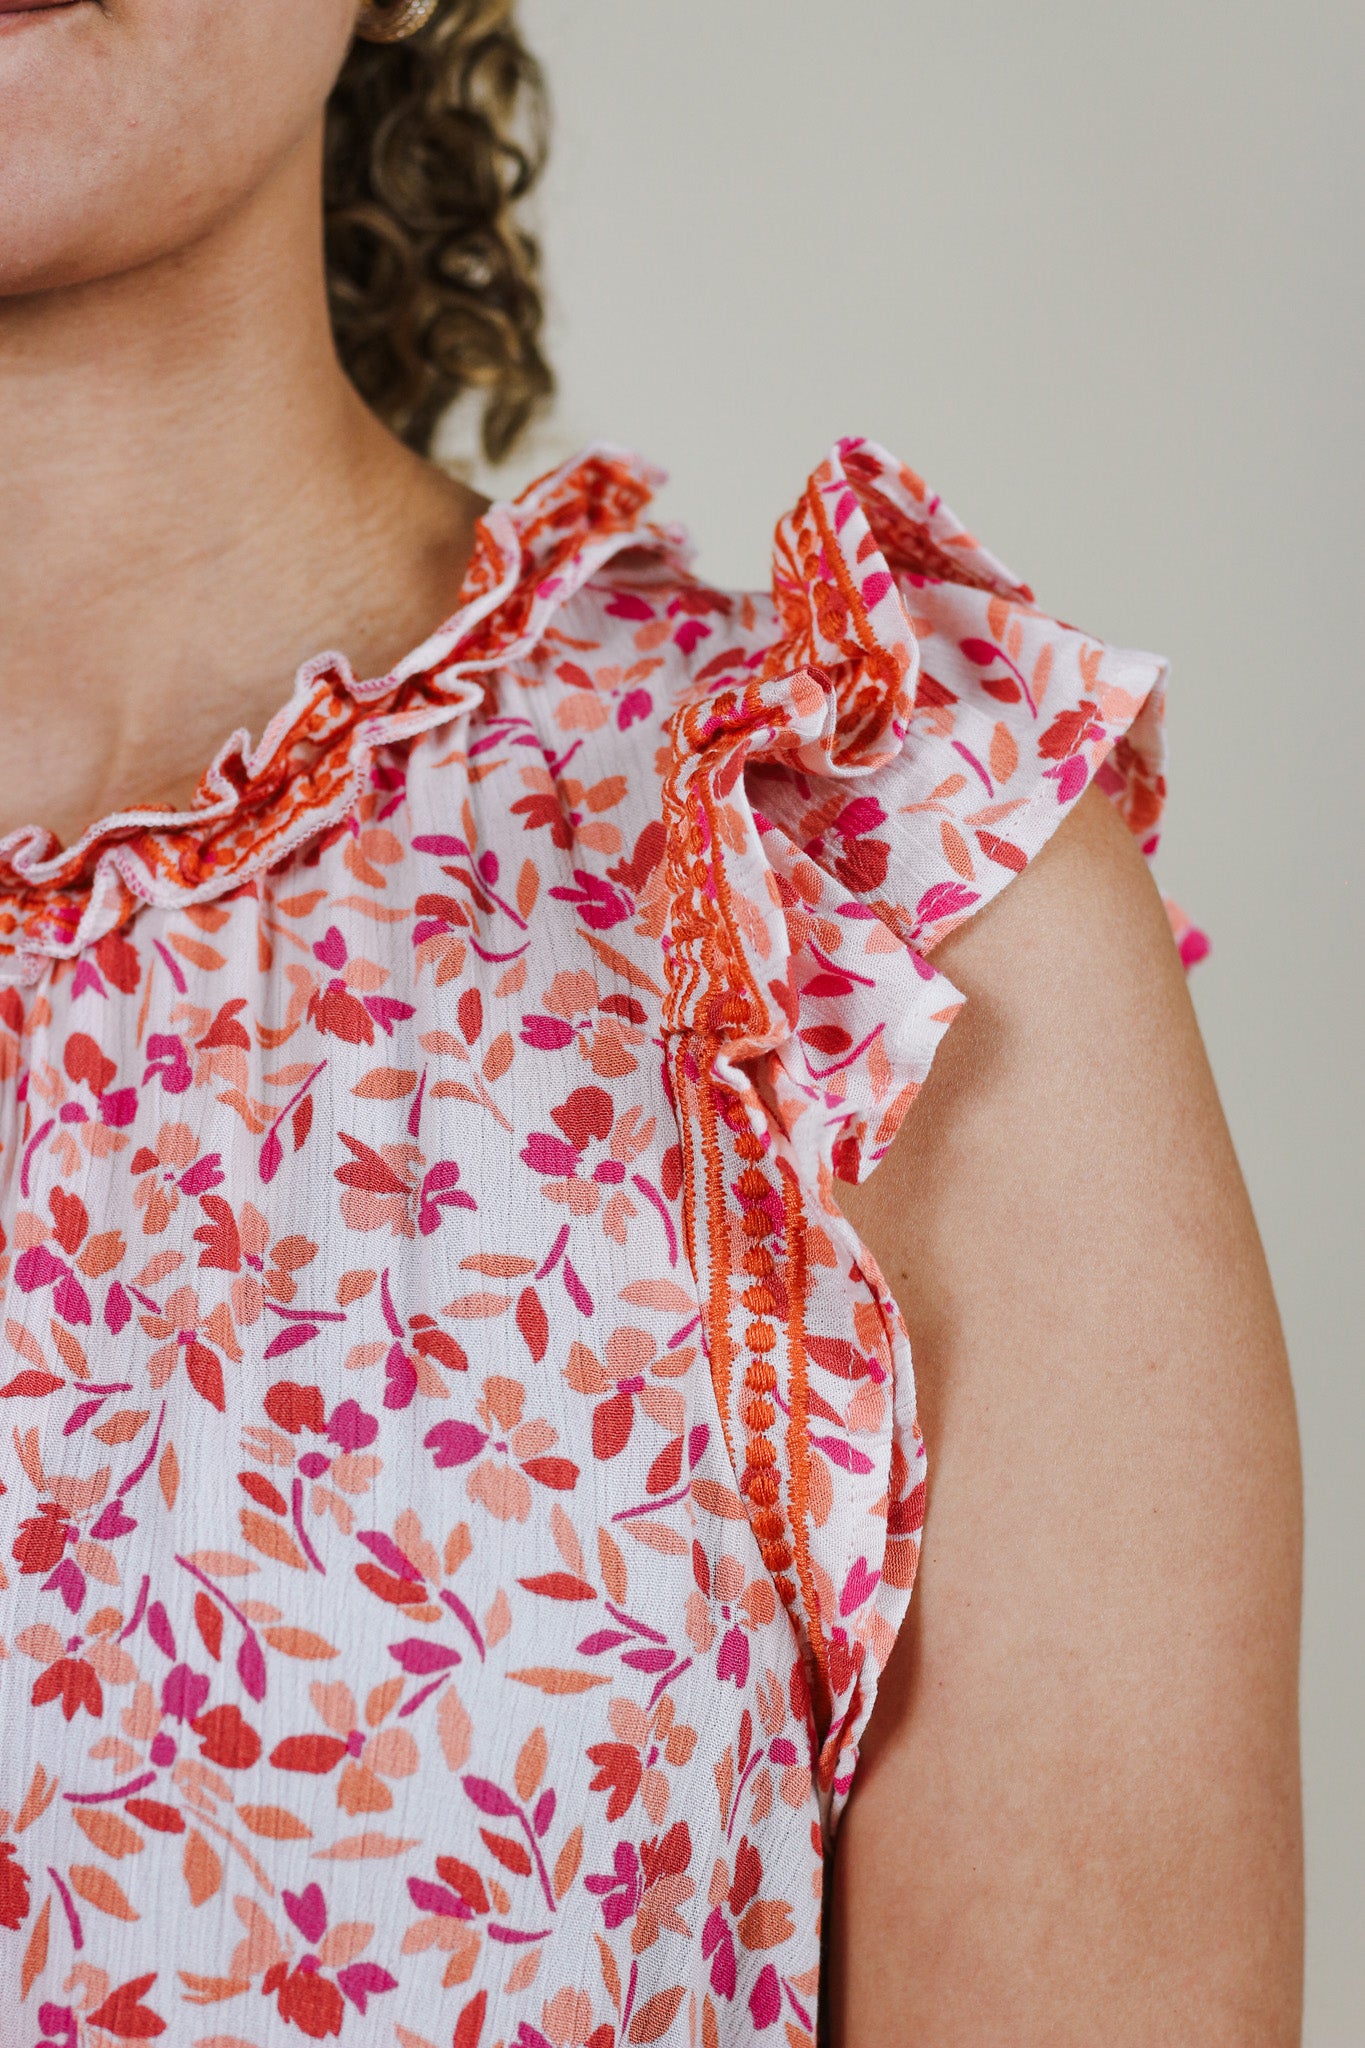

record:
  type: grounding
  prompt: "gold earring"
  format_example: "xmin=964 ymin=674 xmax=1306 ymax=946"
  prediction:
xmin=355 ymin=0 xmax=438 ymax=42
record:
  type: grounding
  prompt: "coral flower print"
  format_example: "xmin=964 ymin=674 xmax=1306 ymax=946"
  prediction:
xmin=335 ymin=1130 xmax=476 ymax=1239
xmin=0 ymin=443 xmax=1178 ymax=2040
xmin=129 ymin=1120 xmax=223 ymax=1235
xmin=271 ymin=1679 xmax=420 ymax=1815
xmin=138 ymin=1280 xmax=238 ymax=1408
xmin=308 ymin=923 xmax=416 ymax=1045
xmin=586 ymin=1694 xmax=697 ymax=1827
xmin=521 ymin=968 xmax=649 ymax=1080
xmin=686 ymin=1550 xmax=779 ymax=1690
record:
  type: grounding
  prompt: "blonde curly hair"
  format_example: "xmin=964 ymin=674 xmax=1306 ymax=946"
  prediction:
xmin=324 ymin=0 xmax=553 ymax=461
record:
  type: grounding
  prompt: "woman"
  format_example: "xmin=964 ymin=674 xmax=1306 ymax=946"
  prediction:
xmin=0 ymin=2 xmax=1303 ymax=2043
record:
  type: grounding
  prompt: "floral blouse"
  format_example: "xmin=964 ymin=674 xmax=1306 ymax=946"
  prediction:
xmin=0 ymin=441 xmax=1177 ymax=2047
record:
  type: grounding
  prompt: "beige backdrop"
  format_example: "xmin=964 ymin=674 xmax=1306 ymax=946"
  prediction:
xmin=451 ymin=2 xmax=1365 ymax=2033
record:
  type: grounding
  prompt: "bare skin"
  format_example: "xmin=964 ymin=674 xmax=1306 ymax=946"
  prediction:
xmin=829 ymin=786 xmax=1304 ymax=2044
xmin=3 ymin=4 xmax=1304 ymax=2039
xmin=0 ymin=0 xmax=486 ymax=846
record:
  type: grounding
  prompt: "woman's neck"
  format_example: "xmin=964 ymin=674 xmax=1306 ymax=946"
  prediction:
xmin=0 ymin=120 xmax=485 ymax=846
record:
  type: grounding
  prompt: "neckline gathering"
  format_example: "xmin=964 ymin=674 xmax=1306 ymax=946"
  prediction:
xmin=0 ymin=444 xmax=678 ymax=982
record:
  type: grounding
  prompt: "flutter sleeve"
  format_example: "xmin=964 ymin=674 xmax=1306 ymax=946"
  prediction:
xmin=660 ymin=437 xmax=1171 ymax=1831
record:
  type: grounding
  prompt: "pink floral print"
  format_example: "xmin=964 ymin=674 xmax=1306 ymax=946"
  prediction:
xmin=0 ymin=440 xmax=1174 ymax=2043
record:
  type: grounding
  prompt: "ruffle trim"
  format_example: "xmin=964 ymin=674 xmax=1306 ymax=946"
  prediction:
xmin=0 ymin=446 xmax=677 ymax=985
xmin=663 ymin=433 xmax=1170 ymax=1189
xmin=660 ymin=435 xmax=1171 ymax=1830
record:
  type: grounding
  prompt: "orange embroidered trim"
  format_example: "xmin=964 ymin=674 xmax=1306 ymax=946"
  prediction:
xmin=672 ymin=1031 xmax=808 ymax=1631
xmin=778 ymin=1154 xmax=828 ymax=1723
xmin=659 ymin=642 xmax=809 ymax=1634
xmin=0 ymin=448 xmax=665 ymax=975
xmin=730 ymin=1118 xmax=794 ymax=1601
xmin=659 ymin=688 xmax=772 ymax=1047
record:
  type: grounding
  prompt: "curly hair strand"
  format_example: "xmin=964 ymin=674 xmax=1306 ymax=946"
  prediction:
xmin=325 ymin=0 xmax=553 ymax=462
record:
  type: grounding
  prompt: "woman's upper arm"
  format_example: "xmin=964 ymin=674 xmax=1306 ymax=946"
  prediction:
xmin=826 ymin=785 xmax=1303 ymax=2045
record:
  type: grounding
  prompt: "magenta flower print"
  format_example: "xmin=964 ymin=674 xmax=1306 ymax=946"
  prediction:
xmin=519 ymin=1084 xmax=655 ymax=1245
xmin=256 ymin=1878 xmax=398 ymax=2034
xmin=686 ymin=1548 xmax=779 ymax=1691
xmin=306 ymin=924 xmax=416 ymax=1045
xmin=23 ymin=1028 xmax=138 ymax=1185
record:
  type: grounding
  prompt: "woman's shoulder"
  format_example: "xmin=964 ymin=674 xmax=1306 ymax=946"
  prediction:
xmin=531 ymin=433 xmax=1171 ymax=890
xmin=521 ymin=435 xmax=1174 ymax=1178
xmin=430 ymin=432 xmax=1182 ymax=1224
xmin=503 ymin=429 xmax=1172 ymax=878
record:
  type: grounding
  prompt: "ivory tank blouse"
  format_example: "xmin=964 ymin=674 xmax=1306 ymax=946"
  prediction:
xmin=0 ymin=442 xmax=1174 ymax=2048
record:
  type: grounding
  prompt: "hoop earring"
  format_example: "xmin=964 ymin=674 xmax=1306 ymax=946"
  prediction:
xmin=355 ymin=0 xmax=438 ymax=42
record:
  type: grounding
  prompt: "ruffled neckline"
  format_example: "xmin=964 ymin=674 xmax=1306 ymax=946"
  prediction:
xmin=0 ymin=445 xmax=675 ymax=983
